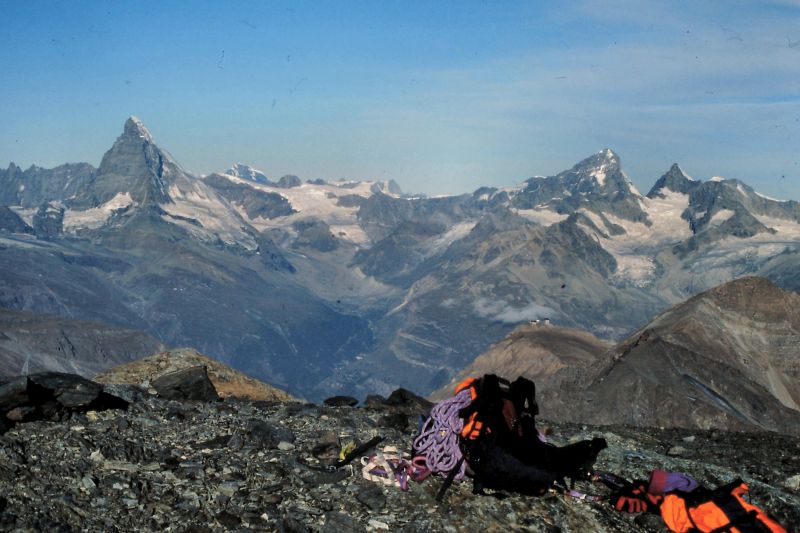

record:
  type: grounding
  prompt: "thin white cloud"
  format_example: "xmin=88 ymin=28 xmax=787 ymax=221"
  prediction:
xmin=473 ymin=297 xmax=556 ymax=324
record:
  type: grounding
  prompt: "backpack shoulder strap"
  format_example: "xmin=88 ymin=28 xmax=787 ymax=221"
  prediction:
xmin=510 ymin=376 xmax=538 ymax=418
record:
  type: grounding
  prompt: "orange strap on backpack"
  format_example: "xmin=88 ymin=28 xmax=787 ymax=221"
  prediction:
xmin=611 ymin=483 xmax=663 ymax=514
xmin=454 ymin=378 xmax=484 ymax=439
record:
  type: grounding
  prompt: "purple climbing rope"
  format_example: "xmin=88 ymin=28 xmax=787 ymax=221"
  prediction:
xmin=413 ymin=388 xmax=473 ymax=480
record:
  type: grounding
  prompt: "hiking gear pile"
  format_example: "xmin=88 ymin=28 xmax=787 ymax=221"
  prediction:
xmin=412 ymin=374 xmax=607 ymax=499
xmin=409 ymin=373 xmax=788 ymax=532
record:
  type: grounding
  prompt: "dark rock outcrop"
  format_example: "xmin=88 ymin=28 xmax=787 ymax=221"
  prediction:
xmin=276 ymin=174 xmax=302 ymax=188
xmin=0 ymin=372 xmax=128 ymax=433
xmin=323 ymin=395 xmax=359 ymax=407
xmin=31 ymin=202 xmax=64 ymax=238
xmin=151 ymin=365 xmax=219 ymax=402
xmin=292 ymin=219 xmax=339 ymax=252
xmin=0 ymin=207 xmax=32 ymax=234
xmin=202 ymin=173 xmax=296 ymax=219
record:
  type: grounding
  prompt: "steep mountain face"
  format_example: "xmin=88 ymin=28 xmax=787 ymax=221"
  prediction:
xmin=71 ymin=117 xmax=173 ymax=209
xmin=0 ymin=308 xmax=165 ymax=378
xmin=2 ymin=118 xmax=800 ymax=403
xmin=647 ymin=169 xmax=798 ymax=243
xmin=542 ymin=277 xmax=800 ymax=434
xmin=511 ymin=149 xmax=647 ymax=223
xmin=0 ymin=162 xmax=95 ymax=208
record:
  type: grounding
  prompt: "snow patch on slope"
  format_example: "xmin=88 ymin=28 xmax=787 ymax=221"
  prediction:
xmin=753 ymin=214 xmax=800 ymax=238
xmin=592 ymin=166 xmax=608 ymax=186
xmin=513 ymin=208 xmax=569 ymax=226
xmin=428 ymin=221 xmax=478 ymax=252
xmin=63 ymin=192 xmax=134 ymax=231
xmin=755 ymin=191 xmax=785 ymax=202
xmin=219 ymin=174 xmax=397 ymax=245
xmin=9 ymin=207 xmax=36 ymax=226
xmin=709 ymin=209 xmax=735 ymax=226
xmin=575 ymin=190 xmax=692 ymax=287
xmin=329 ymin=224 xmax=370 ymax=245
xmin=163 ymin=183 xmax=257 ymax=250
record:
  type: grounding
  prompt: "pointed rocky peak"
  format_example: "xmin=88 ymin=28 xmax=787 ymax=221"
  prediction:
xmin=512 ymin=149 xmax=647 ymax=222
xmin=667 ymin=163 xmax=690 ymax=179
xmin=600 ymin=147 xmax=618 ymax=162
xmin=647 ymin=163 xmax=701 ymax=198
xmin=571 ymin=149 xmax=620 ymax=185
xmin=123 ymin=116 xmax=154 ymax=142
xmin=557 ymin=149 xmax=644 ymax=200
xmin=80 ymin=117 xmax=185 ymax=209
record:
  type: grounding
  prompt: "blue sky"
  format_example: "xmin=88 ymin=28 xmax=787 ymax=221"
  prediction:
xmin=1 ymin=0 xmax=799 ymax=198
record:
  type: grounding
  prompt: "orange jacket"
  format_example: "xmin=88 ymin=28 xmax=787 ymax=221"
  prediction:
xmin=660 ymin=481 xmax=786 ymax=533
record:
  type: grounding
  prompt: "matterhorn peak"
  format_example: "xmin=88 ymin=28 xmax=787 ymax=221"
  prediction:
xmin=123 ymin=116 xmax=154 ymax=142
xmin=599 ymin=148 xmax=618 ymax=161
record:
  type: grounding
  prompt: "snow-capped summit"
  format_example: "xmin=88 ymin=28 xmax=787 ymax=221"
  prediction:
xmin=227 ymin=163 xmax=270 ymax=185
xmin=510 ymin=149 xmax=647 ymax=224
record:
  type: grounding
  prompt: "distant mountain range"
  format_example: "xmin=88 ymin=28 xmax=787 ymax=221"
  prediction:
xmin=2 ymin=117 xmax=799 ymax=400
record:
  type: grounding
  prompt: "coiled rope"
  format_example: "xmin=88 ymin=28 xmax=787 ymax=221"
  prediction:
xmin=412 ymin=388 xmax=473 ymax=480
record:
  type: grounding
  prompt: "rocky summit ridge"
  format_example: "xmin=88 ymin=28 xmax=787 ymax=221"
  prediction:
xmin=0 ymin=367 xmax=798 ymax=532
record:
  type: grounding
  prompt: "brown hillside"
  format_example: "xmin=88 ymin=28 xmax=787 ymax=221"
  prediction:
xmin=431 ymin=322 xmax=612 ymax=401
xmin=94 ymin=348 xmax=296 ymax=402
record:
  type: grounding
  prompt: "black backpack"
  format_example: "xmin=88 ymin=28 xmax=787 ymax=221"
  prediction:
xmin=456 ymin=374 xmax=607 ymax=494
